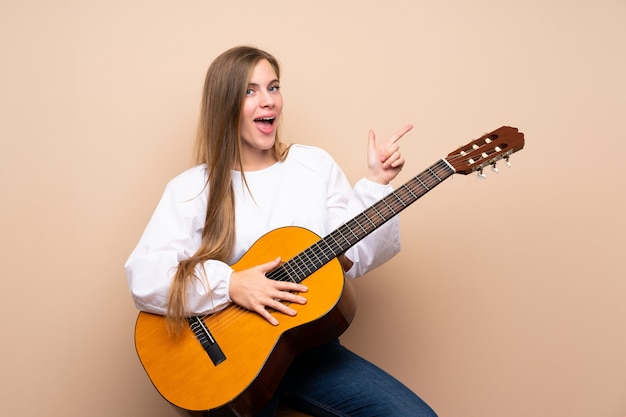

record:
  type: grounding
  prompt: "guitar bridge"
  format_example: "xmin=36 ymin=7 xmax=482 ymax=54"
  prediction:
xmin=187 ymin=316 xmax=227 ymax=366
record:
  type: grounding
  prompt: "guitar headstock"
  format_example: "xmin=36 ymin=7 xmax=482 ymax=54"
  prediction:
xmin=446 ymin=126 xmax=525 ymax=175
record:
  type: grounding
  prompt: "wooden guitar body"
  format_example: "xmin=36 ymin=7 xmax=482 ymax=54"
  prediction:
xmin=135 ymin=226 xmax=357 ymax=415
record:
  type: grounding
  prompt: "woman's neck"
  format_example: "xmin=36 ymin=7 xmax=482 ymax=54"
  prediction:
xmin=235 ymin=143 xmax=286 ymax=172
xmin=235 ymin=150 xmax=278 ymax=172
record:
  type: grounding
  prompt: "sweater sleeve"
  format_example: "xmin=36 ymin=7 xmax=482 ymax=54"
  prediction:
xmin=124 ymin=169 xmax=233 ymax=315
xmin=319 ymin=151 xmax=401 ymax=278
xmin=342 ymin=178 xmax=401 ymax=278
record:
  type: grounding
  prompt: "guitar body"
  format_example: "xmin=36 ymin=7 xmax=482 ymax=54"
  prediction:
xmin=135 ymin=226 xmax=357 ymax=416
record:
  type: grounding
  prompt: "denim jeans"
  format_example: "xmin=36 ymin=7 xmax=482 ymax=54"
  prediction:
xmin=255 ymin=339 xmax=437 ymax=417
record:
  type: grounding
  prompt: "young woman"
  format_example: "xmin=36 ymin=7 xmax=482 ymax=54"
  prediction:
xmin=125 ymin=45 xmax=437 ymax=417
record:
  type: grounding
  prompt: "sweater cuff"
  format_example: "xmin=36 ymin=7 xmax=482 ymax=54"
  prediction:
xmin=189 ymin=260 xmax=234 ymax=314
xmin=354 ymin=177 xmax=394 ymax=196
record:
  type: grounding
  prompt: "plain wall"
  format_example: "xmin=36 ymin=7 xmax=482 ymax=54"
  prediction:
xmin=1 ymin=1 xmax=625 ymax=416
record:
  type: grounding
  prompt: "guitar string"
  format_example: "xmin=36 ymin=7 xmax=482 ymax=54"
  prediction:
xmin=258 ymin=144 xmax=497 ymax=288
xmin=193 ymin=146 xmax=499 ymax=332
xmin=262 ymin=158 xmax=454 ymax=285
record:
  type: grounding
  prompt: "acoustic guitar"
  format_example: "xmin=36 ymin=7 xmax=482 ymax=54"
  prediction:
xmin=134 ymin=126 xmax=525 ymax=416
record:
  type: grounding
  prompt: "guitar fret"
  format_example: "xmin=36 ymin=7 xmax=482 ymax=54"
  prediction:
xmin=390 ymin=191 xmax=407 ymax=208
xmin=418 ymin=176 xmax=430 ymax=190
xmin=335 ymin=227 xmax=354 ymax=246
xmin=428 ymin=167 xmax=442 ymax=181
xmin=308 ymin=245 xmax=326 ymax=267
xmin=291 ymin=255 xmax=308 ymax=279
xmin=405 ymin=185 xmax=418 ymax=199
xmin=418 ymin=173 xmax=433 ymax=188
xmin=282 ymin=261 xmax=300 ymax=282
xmin=325 ymin=233 xmax=342 ymax=255
xmin=294 ymin=253 xmax=310 ymax=277
xmin=300 ymin=251 xmax=317 ymax=274
xmin=370 ymin=205 xmax=386 ymax=222
xmin=345 ymin=220 xmax=361 ymax=240
xmin=396 ymin=189 xmax=412 ymax=206
xmin=352 ymin=217 xmax=369 ymax=234
xmin=361 ymin=213 xmax=377 ymax=228
xmin=308 ymin=247 xmax=325 ymax=269
xmin=381 ymin=198 xmax=396 ymax=215
xmin=313 ymin=241 xmax=332 ymax=262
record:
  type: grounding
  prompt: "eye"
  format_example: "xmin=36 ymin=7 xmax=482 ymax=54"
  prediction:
xmin=245 ymin=88 xmax=255 ymax=96
xmin=269 ymin=85 xmax=281 ymax=93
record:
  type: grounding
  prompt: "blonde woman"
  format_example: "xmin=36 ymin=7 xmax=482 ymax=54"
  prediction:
xmin=126 ymin=46 xmax=436 ymax=417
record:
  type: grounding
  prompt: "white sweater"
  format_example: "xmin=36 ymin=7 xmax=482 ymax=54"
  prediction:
xmin=125 ymin=144 xmax=400 ymax=315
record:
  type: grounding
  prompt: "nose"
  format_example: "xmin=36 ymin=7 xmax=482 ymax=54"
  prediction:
xmin=259 ymin=89 xmax=274 ymax=108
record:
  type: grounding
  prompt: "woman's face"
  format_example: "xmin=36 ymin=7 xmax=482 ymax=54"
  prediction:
xmin=238 ymin=59 xmax=283 ymax=169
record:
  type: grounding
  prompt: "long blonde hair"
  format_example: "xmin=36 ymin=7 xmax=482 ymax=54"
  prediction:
xmin=167 ymin=46 xmax=287 ymax=333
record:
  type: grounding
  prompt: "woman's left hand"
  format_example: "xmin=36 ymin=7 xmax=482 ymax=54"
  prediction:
xmin=366 ymin=123 xmax=413 ymax=185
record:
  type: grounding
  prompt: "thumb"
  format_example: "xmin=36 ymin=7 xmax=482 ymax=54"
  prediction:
xmin=258 ymin=257 xmax=281 ymax=273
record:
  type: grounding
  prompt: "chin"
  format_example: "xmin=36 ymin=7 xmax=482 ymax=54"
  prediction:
xmin=258 ymin=137 xmax=277 ymax=150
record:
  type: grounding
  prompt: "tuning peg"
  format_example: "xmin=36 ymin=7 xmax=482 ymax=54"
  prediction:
xmin=491 ymin=162 xmax=499 ymax=174
xmin=504 ymin=156 xmax=511 ymax=168
xmin=477 ymin=168 xmax=487 ymax=179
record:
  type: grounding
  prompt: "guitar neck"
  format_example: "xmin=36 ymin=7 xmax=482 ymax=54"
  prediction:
xmin=267 ymin=158 xmax=455 ymax=284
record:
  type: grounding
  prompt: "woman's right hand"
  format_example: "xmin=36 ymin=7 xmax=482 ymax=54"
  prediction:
xmin=228 ymin=257 xmax=308 ymax=325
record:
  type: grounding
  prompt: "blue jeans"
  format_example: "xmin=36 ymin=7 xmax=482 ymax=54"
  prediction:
xmin=255 ymin=339 xmax=437 ymax=417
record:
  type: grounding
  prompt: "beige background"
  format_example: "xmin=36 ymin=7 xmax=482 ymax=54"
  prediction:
xmin=1 ymin=1 xmax=625 ymax=416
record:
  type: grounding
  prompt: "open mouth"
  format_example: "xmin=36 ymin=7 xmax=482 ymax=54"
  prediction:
xmin=254 ymin=117 xmax=275 ymax=125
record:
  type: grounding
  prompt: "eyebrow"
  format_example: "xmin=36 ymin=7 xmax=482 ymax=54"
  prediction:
xmin=247 ymin=79 xmax=280 ymax=87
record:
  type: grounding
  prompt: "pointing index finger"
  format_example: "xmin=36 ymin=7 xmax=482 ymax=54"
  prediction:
xmin=391 ymin=124 xmax=414 ymax=144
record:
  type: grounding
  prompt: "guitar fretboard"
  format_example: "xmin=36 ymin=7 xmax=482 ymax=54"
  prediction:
xmin=267 ymin=158 xmax=455 ymax=284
